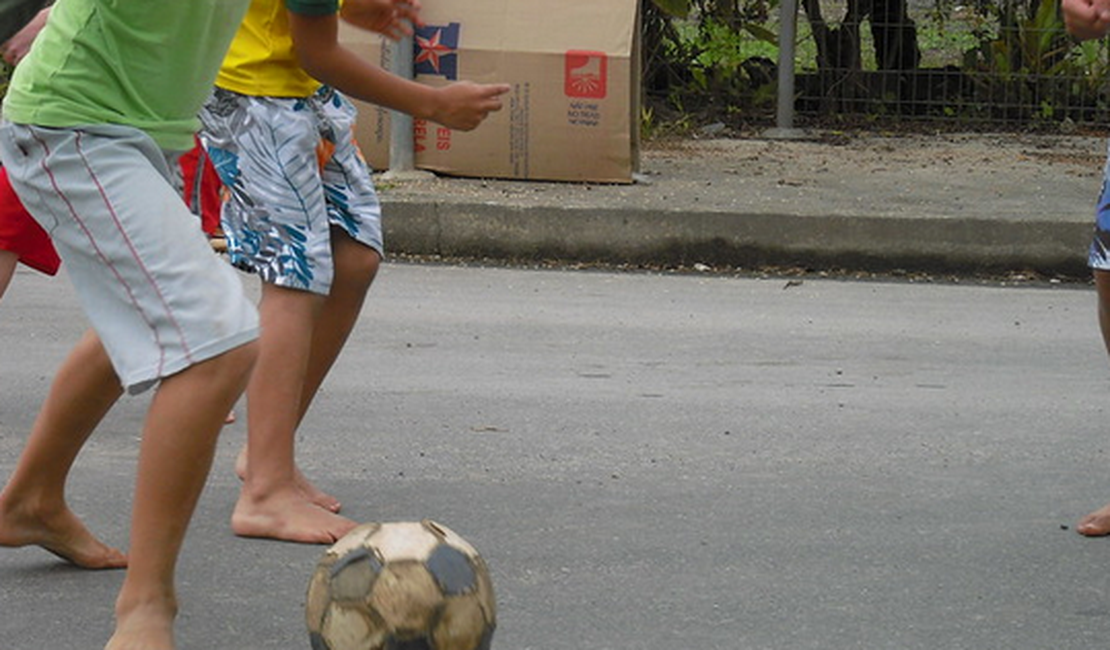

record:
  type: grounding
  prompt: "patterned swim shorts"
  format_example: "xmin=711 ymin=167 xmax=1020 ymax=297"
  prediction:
xmin=200 ymin=86 xmax=383 ymax=294
xmin=1090 ymin=142 xmax=1110 ymax=270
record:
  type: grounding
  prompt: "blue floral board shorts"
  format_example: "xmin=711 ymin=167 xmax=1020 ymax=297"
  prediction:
xmin=1090 ymin=142 xmax=1110 ymax=270
xmin=200 ymin=86 xmax=384 ymax=295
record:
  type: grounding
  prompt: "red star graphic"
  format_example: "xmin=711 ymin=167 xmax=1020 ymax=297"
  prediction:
xmin=415 ymin=29 xmax=454 ymax=73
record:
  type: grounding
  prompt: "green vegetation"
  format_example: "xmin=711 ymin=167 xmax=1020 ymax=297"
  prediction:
xmin=644 ymin=0 xmax=1110 ymax=131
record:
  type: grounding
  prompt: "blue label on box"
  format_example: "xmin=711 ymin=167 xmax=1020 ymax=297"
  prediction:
xmin=414 ymin=23 xmax=461 ymax=80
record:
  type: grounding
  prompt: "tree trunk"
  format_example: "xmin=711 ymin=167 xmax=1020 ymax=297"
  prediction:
xmin=867 ymin=0 xmax=921 ymax=71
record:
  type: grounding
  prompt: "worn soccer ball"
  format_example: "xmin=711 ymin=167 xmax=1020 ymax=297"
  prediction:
xmin=305 ymin=520 xmax=496 ymax=650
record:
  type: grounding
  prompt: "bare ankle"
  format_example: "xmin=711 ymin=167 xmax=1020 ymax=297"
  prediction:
xmin=107 ymin=595 xmax=178 ymax=650
xmin=0 ymin=489 xmax=64 ymax=540
xmin=0 ymin=487 xmax=57 ymax=519
xmin=115 ymin=590 xmax=178 ymax=625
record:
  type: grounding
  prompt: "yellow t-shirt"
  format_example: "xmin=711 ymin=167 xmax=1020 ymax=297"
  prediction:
xmin=215 ymin=0 xmax=338 ymax=98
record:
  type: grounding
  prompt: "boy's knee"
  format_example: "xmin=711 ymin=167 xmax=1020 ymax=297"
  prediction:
xmin=228 ymin=339 xmax=260 ymax=370
xmin=355 ymin=249 xmax=381 ymax=279
xmin=207 ymin=340 xmax=259 ymax=385
xmin=1096 ymin=270 xmax=1110 ymax=303
xmin=336 ymin=246 xmax=381 ymax=289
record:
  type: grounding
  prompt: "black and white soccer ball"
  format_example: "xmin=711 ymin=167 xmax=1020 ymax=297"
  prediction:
xmin=306 ymin=520 xmax=496 ymax=650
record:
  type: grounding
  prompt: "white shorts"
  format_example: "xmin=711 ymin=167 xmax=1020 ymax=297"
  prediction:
xmin=0 ymin=122 xmax=259 ymax=394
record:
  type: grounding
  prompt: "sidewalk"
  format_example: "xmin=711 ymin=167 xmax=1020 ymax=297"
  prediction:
xmin=376 ymin=132 xmax=1107 ymax=278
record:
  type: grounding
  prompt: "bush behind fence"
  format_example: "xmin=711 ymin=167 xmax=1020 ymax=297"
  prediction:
xmin=643 ymin=0 xmax=1110 ymax=134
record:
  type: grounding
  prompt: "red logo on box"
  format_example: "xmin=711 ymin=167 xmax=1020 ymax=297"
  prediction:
xmin=435 ymin=126 xmax=452 ymax=151
xmin=414 ymin=120 xmax=452 ymax=153
xmin=565 ymin=51 xmax=607 ymax=99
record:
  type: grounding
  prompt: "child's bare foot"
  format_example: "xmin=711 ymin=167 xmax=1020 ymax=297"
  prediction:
xmin=105 ymin=598 xmax=177 ymax=650
xmin=0 ymin=496 xmax=127 ymax=569
xmin=231 ymin=486 xmax=357 ymax=544
xmin=234 ymin=447 xmax=342 ymax=513
xmin=295 ymin=472 xmax=342 ymax=513
xmin=1078 ymin=503 xmax=1110 ymax=536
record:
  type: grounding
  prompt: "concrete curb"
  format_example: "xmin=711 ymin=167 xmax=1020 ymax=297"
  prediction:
xmin=381 ymin=199 xmax=1093 ymax=277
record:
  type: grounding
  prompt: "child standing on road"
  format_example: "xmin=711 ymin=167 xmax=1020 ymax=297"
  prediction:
xmin=0 ymin=2 xmax=259 ymax=649
xmin=199 ymin=0 xmax=508 ymax=543
xmin=1062 ymin=0 xmax=1110 ymax=536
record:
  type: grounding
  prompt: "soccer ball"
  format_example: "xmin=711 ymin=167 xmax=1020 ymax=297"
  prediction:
xmin=305 ymin=520 xmax=497 ymax=650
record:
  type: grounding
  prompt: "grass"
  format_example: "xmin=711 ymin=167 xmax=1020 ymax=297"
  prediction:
xmin=917 ymin=16 xmax=981 ymax=68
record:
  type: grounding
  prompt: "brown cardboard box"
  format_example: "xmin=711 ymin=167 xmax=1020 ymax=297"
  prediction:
xmin=338 ymin=0 xmax=641 ymax=183
xmin=336 ymin=24 xmax=392 ymax=172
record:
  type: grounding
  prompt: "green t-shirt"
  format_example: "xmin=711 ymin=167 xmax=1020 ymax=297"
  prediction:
xmin=2 ymin=0 xmax=252 ymax=151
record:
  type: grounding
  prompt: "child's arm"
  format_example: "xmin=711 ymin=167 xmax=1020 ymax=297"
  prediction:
xmin=0 ymin=0 xmax=48 ymax=45
xmin=1063 ymin=0 xmax=1110 ymax=40
xmin=1 ymin=4 xmax=49 ymax=65
xmin=290 ymin=10 xmax=509 ymax=132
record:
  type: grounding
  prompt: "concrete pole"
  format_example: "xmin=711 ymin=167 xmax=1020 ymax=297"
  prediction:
xmin=764 ymin=0 xmax=807 ymax=139
xmin=383 ymin=33 xmax=435 ymax=180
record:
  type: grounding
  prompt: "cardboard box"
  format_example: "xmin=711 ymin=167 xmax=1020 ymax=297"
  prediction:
xmin=338 ymin=0 xmax=641 ymax=183
xmin=336 ymin=25 xmax=392 ymax=172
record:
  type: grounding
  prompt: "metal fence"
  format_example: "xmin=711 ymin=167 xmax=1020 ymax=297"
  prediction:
xmin=642 ymin=0 xmax=1110 ymax=133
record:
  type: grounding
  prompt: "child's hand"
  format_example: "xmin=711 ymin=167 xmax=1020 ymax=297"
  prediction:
xmin=430 ymin=82 xmax=511 ymax=131
xmin=340 ymin=0 xmax=423 ymax=41
xmin=1063 ymin=0 xmax=1110 ymax=40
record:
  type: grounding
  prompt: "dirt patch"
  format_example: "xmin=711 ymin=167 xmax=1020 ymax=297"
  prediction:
xmin=643 ymin=132 xmax=1106 ymax=180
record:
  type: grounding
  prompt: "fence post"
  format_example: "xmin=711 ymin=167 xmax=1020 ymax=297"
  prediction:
xmin=383 ymin=33 xmax=435 ymax=181
xmin=764 ymin=0 xmax=807 ymax=139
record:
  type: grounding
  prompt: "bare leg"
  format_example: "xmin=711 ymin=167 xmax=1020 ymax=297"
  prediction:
xmin=0 ymin=330 xmax=127 ymax=568
xmin=106 ymin=341 xmax=256 ymax=650
xmin=235 ymin=231 xmax=380 ymax=514
xmin=0 ymin=250 xmax=17 ymax=301
xmin=1080 ymin=270 xmax=1110 ymax=536
xmin=294 ymin=236 xmax=379 ymax=510
xmin=232 ymin=272 xmax=361 ymax=543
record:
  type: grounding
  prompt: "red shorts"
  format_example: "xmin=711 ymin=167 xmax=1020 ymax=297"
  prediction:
xmin=179 ymin=136 xmax=223 ymax=237
xmin=0 ymin=166 xmax=61 ymax=276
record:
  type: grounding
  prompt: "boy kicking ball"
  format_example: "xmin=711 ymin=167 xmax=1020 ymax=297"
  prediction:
xmin=200 ymin=0 xmax=508 ymax=544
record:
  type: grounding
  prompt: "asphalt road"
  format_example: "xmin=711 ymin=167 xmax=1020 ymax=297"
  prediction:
xmin=3 ymin=262 xmax=1110 ymax=649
